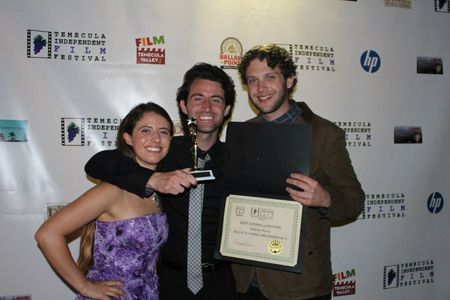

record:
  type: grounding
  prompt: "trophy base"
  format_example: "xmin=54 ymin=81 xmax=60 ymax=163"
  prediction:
xmin=190 ymin=169 xmax=215 ymax=182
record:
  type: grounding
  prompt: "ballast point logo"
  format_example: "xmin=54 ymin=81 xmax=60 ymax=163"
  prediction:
xmin=136 ymin=35 xmax=166 ymax=65
xmin=219 ymin=37 xmax=243 ymax=69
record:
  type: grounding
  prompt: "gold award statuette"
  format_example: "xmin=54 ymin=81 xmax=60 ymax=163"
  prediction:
xmin=187 ymin=118 xmax=215 ymax=181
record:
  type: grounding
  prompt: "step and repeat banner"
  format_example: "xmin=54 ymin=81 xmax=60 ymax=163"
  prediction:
xmin=1 ymin=0 xmax=449 ymax=299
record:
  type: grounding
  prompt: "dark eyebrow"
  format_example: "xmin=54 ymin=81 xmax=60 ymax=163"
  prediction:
xmin=189 ymin=92 xmax=224 ymax=100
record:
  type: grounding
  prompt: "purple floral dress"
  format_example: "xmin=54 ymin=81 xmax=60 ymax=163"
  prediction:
xmin=75 ymin=213 xmax=168 ymax=300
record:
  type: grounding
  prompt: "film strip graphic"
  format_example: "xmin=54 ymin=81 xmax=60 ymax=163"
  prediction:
xmin=61 ymin=118 xmax=85 ymax=146
xmin=383 ymin=265 xmax=400 ymax=289
xmin=435 ymin=0 xmax=450 ymax=13
xmin=27 ymin=30 xmax=52 ymax=59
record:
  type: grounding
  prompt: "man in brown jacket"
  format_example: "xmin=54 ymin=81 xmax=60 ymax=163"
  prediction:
xmin=233 ymin=44 xmax=365 ymax=300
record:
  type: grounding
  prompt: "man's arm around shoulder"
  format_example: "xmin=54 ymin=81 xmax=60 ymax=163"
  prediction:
xmin=85 ymin=149 xmax=153 ymax=198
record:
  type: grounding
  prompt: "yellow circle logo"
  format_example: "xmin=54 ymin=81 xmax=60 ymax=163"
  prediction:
xmin=268 ymin=240 xmax=282 ymax=255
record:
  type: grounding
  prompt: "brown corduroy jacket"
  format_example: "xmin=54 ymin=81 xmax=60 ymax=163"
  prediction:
xmin=232 ymin=102 xmax=365 ymax=300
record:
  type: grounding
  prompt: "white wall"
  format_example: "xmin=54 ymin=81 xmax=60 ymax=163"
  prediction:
xmin=1 ymin=1 xmax=449 ymax=299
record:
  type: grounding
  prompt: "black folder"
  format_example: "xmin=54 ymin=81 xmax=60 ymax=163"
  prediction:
xmin=215 ymin=121 xmax=312 ymax=273
xmin=223 ymin=121 xmax=312 ymax=199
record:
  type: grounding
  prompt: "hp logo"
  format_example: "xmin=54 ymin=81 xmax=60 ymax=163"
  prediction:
xmin=427 ymin=192 xmax=444 ymax=214
xmin=360 ymin=50 xmax=381 ymax=73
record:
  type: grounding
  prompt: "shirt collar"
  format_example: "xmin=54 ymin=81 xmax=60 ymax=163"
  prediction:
xmin=263 ymin=99 xmax=302 ymax=124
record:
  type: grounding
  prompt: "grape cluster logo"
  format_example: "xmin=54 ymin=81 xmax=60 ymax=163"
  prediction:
xmin=27 ymin=30 xmax=52 ymax=58
xmin=219 ymin=37 xmax=243 ymax=69
xmin=27 ymin=29 xmax=107 ymax=62
xmin=61 ymin=118 xmax=84 ymax=146
xmin=361 ymin=50 xmax=381 ymax=73
xmin=435 ymin=0 xmax=450 ymax=12
xmin=136 ymin=35 xmax=166 ymax=65
xmin=383 ymin=265 xmax=400 ymax=289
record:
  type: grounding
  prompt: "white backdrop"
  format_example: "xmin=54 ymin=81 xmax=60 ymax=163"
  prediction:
xmin=1 ymin=1 xmax=449 ymax=299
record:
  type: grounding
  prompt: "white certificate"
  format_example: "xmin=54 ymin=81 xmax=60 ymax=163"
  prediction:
xmin=219 ymin=194 xmax=303 ymax=267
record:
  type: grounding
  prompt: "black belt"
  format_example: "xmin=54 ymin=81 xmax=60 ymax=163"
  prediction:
xmin=160 ymin=257 xmax=228 ymax=273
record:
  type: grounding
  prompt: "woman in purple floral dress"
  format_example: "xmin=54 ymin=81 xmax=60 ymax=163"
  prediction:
xmin=35 ymin=102 xmax=196 ymax=299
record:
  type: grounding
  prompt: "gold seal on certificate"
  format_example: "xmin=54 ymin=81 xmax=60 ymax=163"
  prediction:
xmin=219 ymin=194 xmax=303 ymax=268
xmin=268 ymin=240 xmax=282 ymax=255
xmin=187 ymin=118 xmax=215 ymax=181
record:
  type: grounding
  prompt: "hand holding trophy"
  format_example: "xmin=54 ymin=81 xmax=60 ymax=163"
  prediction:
xmin=187 ymin=118 xmax=215 ymax=181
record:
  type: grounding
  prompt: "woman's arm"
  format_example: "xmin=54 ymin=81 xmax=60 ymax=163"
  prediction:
xmin=34 ymin=183 xmax=125 ymax=299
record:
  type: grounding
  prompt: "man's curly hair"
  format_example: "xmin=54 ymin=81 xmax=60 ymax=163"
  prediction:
xmin=238 ymin=44 xmax=298 ymax=92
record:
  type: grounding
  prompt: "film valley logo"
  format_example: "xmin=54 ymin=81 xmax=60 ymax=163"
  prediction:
xmin=219 ymin=37 xmax=243 ymax=69
xmin=360 ymin=193 xmax=406 ymax=219
xmin=435 ymin=0 xmax=450 ymax=12
xmin=333 ymin=268 xmax=356 ymax=297
xmin=383 ymin=260 xmax=434 ymax=289
xmin=136 ymin=35 xmax=166 ymax=65
xmin=334 ymin=121 xmax=372 ymax=147
xmin=27 ymin=30 xmax=107 ymax=62
xmin=61 ymin=117 xmax=121 ymax=147
xmin=278 ymin=43 xmax=335 ymax=72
